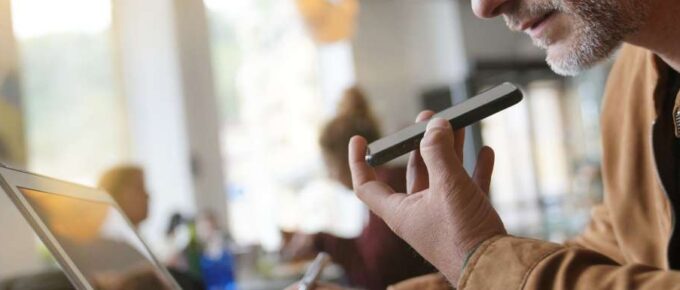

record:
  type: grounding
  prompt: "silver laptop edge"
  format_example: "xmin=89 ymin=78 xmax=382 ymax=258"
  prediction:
xmin=0 ymin=165 xmax=181 ymax=290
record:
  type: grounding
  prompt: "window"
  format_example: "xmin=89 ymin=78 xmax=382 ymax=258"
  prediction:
xmin=11 ymin=0 xmax=128 ymax=185
xmin=207 ymin=0 xmax=333 ymax=250
xmin=477 ymin=68 xmax=608 ymax=241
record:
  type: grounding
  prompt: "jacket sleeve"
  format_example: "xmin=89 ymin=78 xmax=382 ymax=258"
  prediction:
xmin=457 ymin=235 xmax=680 ymax=290
xmin=387 ymin=273 xmax=452 ymax=290
xmin=564 ymin=204 xmax=625 ymax=263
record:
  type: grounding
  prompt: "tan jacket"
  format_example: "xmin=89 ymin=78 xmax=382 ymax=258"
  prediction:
xmin=392 ymin=44 xmax=680 ymax=290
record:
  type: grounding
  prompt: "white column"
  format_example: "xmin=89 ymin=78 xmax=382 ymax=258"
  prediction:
xmin=174 ymin=0 xmax=228 ymax=229
xmin=113 ymin=0 xmax=228 ymax=246
xmin=113 ymin=0 xmax=196 ymax=247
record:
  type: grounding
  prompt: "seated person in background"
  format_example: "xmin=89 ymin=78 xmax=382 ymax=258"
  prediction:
xmin=282 ymin=87 xmax=436 ymax=290
xmin=99 ymin=165 xmax=204 ymax=290
xmin=98 ymin=165 xmax=149 ymax=229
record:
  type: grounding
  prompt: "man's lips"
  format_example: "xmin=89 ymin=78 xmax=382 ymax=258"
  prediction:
xmin=516 ymin=11 xmax=556 ymax=33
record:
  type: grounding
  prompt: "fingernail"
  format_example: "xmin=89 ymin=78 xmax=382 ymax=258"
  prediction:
xmin=426 ymin=118 xmax=450 ymax=135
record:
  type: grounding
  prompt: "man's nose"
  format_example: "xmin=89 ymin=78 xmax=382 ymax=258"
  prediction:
xmin=472 ymin=0 xmax=511 ymax=18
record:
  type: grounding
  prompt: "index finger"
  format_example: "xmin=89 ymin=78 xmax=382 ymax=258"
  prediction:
xmin=349 ymin=135 xmax=401 ymax=218
xmin=407 ymin=110 xmax=435 ymax=194
xmin=348 ymin=136 xmax=377 ymax=188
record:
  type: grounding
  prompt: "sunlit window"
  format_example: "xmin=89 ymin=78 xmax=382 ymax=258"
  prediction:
xmin=206 ymin=0 xmax=353 ymax=250
xmin=480 ymin=76 xmax=606 ymax=241
xmin=11 ymin=0 xmax=128 ymax=185
xmin=11 ymin=0 xmax=111 ymax=39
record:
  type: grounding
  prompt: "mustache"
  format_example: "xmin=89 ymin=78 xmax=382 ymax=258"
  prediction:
xmin=503 ymin=0 xmax=560 ymax=30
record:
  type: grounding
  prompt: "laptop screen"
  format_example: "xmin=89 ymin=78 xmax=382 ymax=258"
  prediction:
xmin=18 ymin=187 xmax=175 ymax=290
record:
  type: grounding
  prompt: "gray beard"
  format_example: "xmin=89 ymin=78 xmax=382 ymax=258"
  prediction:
xmin=508 ymin=0 xmax=648 ymax=76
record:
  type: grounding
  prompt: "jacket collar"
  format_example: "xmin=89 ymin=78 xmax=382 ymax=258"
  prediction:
xmin=648 ymin=49 xmax=670 ymax=117
xmin=644 ymin=46 xmax=680 ymax=137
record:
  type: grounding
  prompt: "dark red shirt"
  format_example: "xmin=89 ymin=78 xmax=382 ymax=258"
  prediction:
xmin=313 ymin=167 xmax=436 ymax=290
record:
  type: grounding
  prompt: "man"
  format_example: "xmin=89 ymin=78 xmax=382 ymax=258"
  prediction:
xmin=348 ymin=0 xmax=680 ymax=289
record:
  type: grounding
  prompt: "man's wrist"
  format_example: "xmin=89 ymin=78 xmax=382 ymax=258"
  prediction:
xmin=461 ymin=243 xmax=482 ymax=271
xmin=459 ymin=234 xmax=507 ymax=277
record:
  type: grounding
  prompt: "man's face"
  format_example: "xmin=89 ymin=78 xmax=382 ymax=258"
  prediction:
xmin=478 ymin=0 xmax=649 ymax=75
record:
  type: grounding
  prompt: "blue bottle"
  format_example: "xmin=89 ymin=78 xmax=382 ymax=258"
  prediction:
xmin=200 ymin=246 xmax=237 ymax=290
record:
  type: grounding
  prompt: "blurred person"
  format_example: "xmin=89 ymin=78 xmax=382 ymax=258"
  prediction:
xmin=98 ymin=165 xmax=149 ymax=228
xmin=282 ymin=87 xmax=435 ymax=290
xmin=341 ymin=0 xmax=680 ymax=290
xmin=98 ymin=165 xmax=204 ymax=290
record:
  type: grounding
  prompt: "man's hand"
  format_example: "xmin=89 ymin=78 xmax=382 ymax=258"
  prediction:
xmin=348 ymin=111 xmax=506 ymax=285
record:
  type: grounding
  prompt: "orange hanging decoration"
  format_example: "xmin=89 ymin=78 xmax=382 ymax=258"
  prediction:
xmin=296 ymin=0 xmax=359 ymax=44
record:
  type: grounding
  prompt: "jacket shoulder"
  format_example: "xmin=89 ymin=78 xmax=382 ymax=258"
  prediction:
xmin=601 ymin=44 xmax=658 ymax=125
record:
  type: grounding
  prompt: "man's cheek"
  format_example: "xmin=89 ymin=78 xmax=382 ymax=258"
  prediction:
xmin=546 ymin=13 xmax=574 ymax=44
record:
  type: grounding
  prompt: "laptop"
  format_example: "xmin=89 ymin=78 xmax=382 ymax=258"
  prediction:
xmin=0 ymin=164 xmax=181 ymax=290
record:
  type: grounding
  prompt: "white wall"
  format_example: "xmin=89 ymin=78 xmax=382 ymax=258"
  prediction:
xmin=352 ymin=0 xmax=468 ymax=135
xmin=352 ymin=0 xmax=545 ymax=137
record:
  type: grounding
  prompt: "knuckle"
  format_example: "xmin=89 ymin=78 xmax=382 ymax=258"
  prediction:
xmin=353 ymin=186 xmax=367 ymax=198
xmin=353 ymin=184 xmax=363 ymax=193
xmin=420 ymin=130 xmax=447 ymax=151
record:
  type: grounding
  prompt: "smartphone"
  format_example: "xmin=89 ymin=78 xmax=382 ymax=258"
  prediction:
xmin=365 ymin=82 xmax=523 ymax=166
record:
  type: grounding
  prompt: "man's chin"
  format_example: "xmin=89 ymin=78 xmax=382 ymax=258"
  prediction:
xmin=545 ymin=38 xmax=623 ymax=76
xmin=546 ymin=59 xmax=584 ymax=76
xmin=544 ymin=44 xmax=586 ymax=76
